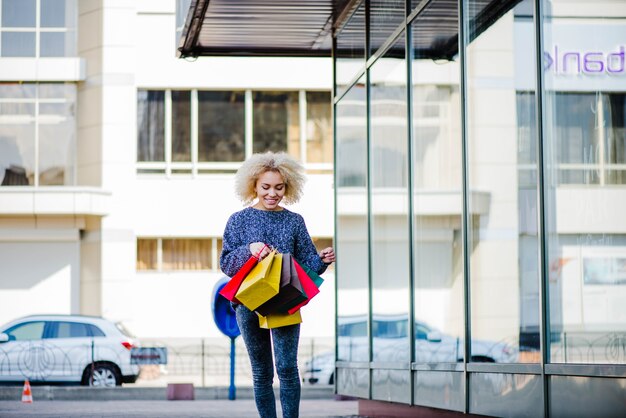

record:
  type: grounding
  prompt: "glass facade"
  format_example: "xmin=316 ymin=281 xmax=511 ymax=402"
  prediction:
xmin=334 ymin=0 xmax=626 ymax=415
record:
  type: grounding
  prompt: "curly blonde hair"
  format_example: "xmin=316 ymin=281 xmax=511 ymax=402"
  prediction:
xmin=235 ymin=151 xmax=306 ymax=205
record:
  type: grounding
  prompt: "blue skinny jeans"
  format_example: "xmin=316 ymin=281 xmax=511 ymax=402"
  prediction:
xmin=234 ymin=303 xmax=301 ymax=418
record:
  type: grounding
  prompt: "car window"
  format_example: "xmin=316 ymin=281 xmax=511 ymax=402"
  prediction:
xmin=5 ymin=321 xmax=45 ymax=341
xmin=415 ymin=324 xmax=430 ymax=340
xmin=54 ymin=322 xmax=91 ymax=338
xmin=87 ymin=324 xmax=106 ymax=337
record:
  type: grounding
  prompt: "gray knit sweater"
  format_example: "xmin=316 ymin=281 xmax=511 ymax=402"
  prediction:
xmin=220 ymin=207 xmax=328 ymax=278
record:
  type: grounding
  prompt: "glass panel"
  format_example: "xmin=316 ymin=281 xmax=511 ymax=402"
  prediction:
xmin=0 ymin=96 xmax=35 ymax=185
xmin=1 ymin=32 xmax=36 ymax=57
xmin=336 ymin=79 xmax=369 ymax=362
xmin=253 ymin=91 xmax=300 ymax=158
xmin=371 ymin=369 xmax=411 ymax=403
xmin=137 ymin=239 xmax=157 ymax=271
xmin=465 ymin=0 xmax=539 ymax=363
xmin=40 ymin=32 xmax=65 ymax=57
xmin=370 ymin=35 xmax=410 ymax=363
xmin=335 ymin=1 xmax=365 ymax=97
xmin=550 ymin=375 xmax=626 ymax=417
xmin=336 ymin=367 xmax=369 ymax=399
xmin=414 ymin=371 xmax=464 ymax=412
xmin=370 ymin=0 xmax=405 ymax=55
xmin=162 ymin=239 xmax=211 ymax=270
xmin=172 ymin=90 xmax=191 ymax=162
xmin=541 ymin=0 xmax=626 ymax=364
xmin=305 ymin=91 xmax=333 ymax=163
xmin=469 ymin=373 xmax=543 ymax=417
xmin=40 ymin=0 xmax=66 ymax=27
xmin=198 ymin=91 xmax=245 ymax=162
xmin=411 ymin=2 xmax=464 ymax=364
xmin=39 ymin=118 xmax=75 ymax=186
xmin=0 ymin=83 xmax=36 ymax=99
xmin=1 ymin=0 xmax=36 ymax=27
xmin=137 ymin=90 xmax=165 ymax=162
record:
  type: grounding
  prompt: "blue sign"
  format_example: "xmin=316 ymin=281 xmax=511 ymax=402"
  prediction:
xmin=212 ymin=277 xmax=241 ymax=338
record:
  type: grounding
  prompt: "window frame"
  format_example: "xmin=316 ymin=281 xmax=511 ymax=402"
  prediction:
xmin=136 ymin=88 xmax=334 ymax=176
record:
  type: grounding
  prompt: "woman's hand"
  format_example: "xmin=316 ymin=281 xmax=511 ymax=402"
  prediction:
xmin=319 ymin=247 xmax=336 ymax=264
xmin=250 ymin=242 xmax=270 ymax=259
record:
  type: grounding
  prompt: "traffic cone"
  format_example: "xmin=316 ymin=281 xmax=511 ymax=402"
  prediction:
xmin=21 ymin=379 xmax=33 ymax=403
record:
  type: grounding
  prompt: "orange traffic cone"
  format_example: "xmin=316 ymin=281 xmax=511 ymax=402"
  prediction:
xmin=21 ymin=379 xmax=33 ymax=403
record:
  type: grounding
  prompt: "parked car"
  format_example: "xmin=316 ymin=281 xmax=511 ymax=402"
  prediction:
xmin=0 ymin=314 xmax=140 ymax=387
xmin=302 ymin=316 xmax=517 ymax=385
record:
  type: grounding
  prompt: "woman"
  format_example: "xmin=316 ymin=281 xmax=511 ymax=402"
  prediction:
xmin=220 ymin=151 xmax=335 ymax=418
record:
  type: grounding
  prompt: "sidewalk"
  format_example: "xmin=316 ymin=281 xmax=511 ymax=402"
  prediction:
xmin=0 ymin=399 xmax=361 ymax=418
xmin=0 ymin=386 xmax=362 ymax=417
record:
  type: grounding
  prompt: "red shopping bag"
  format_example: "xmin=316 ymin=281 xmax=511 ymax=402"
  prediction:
xmin=287 ymin=259 xmax=322 ymax=314
xmin=219 ymin=256 xmax=258 ymax=304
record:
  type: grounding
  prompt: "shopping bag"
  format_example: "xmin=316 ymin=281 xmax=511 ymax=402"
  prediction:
xmin=236 ymin=251 xmax=282 ymax=311
xmin=286 ymin=259 xmax=322 ymax=315
xmin=255 ymin=253 xmax=306 ymax=316
xmin=219 ymin=255 xmax=258 ymax=304
xmin=258 ymin=310 xmax=303 ymax=329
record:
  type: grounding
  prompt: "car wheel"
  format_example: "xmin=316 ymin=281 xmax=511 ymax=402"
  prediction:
xmin=82 ymin=363 xmax=122 ymax=387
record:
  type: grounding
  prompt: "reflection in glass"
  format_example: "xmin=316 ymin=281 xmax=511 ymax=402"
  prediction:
xmin=172 ymin=90 xmax=191 ymax=162
xmin=1 ymin=0 xmax=36 ymax=27
xmin=305 ymin=92 xmax=333 ymax=163
xmin=0 ymin=122 xmax=35 ymax=186
xmin=137 ymin=90 xmax=165 ymax=162
xmin=542 ymin=0 xmax=626 ymax=365
xmin=40 ymin=32 xmax=65 ymax=57
xmin=370 ymin=35 xmax=410 ymax=362
xmin=1 ymin=32 xmax=36 ymax=57
xmin=336 ymin=80 xmax=369 ymax=362
xmin=370 ymin=0 xmax=405 ymax=55
xmin=335 ymin=2 xmax=366 ymax=97
xmin=465 ymin=0 xmax=539 ymax=363
xmin=198 ymin=91 xmax=245 ymax=162
xmin=253 ymin=91 xmax=299 ymax=158
xmin=411 ymin=2 xmax=464 ymax=363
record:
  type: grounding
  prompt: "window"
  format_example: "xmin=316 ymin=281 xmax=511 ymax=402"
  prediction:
xmin=0 ymin=0 xmax=77 ymax=57
xmin=136 ymin=89 xmax=333 ymax=174
xmin=198 ymin=91 xmax=245 ymax=163
xmin=0 ymin=82 xmax=76 ymax=186
xmin=5 ymin=321 xmax=45 ymax=341
xmin=137 ymin=237 xmax=222 ymax=271
xmin=54 ymin=321 xmax=90 ymax=338
xmin=137 ymin=90 xmax=165 ymax=164
xmin=253 ymin=91 xmax=300 ymax=157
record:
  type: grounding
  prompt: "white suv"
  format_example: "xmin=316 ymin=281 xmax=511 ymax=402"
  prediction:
xmin=0 ymin=314 xmax=139 ymax=387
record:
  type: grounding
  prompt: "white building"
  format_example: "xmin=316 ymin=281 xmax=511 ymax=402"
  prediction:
xmin=0 ymin=0 xmax=335 ymax=340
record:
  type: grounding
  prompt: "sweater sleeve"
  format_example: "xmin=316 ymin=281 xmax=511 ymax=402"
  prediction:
xmin=220 ymin=213 xmax=254 ymax=277
xmin=293 ymin=214 xmax=327 ymax=275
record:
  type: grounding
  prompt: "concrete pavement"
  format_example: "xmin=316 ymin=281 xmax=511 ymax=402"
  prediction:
xmin=0 ymin=399 xmax=361 ymax=418
xmin=0 ymin=385 xmax=363 ymax=417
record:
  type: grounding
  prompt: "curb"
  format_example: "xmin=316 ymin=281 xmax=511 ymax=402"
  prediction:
xmin=0 ymin=385 xmax=335 ymax=401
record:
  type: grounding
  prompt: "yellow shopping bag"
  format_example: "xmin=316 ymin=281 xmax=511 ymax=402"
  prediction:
xmin=236 ymin=251 xmax=282 ymax=311
xmin=258 ymin=310 xmax=302 ymax=329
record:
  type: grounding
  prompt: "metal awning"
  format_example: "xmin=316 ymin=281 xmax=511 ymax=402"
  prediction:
xmin=177 ymin=0 xmax=523 ymax=59
xmin=178 ymin=0 xmax=339 ymax=58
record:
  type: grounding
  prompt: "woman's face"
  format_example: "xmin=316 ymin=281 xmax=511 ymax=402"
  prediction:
xmin=254 ymin=170 xmax=285 ymax=211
